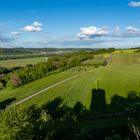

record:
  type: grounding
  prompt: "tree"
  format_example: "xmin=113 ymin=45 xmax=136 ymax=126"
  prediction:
xmin=0 ymin=106 xmax=34 ymax=140
xmin=0 ymin=81 xmax=4 ymax=89
xmin=126 ymin=92 xmax=140 ymax=140
xmin=102 ymin=59 xmax=108 ymax=66
xmin=8 ymin=73 xmax=23 ymax=88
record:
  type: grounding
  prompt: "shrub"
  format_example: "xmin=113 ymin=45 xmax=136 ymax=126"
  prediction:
xmin=0 ymin=81 xmax=4 ymax=89
xmin=8 ymin=73 xmax=23 ymax=88
xmin=0 ymin=106 xmax=34 ymax=140
xmin=4 ymin=53 xmax=94 ymax=88
xmin=102 ymin=59 xmax=108 ymax=66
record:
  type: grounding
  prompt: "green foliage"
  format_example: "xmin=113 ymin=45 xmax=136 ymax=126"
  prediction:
xmin=0 ymin=81 xmax=4 ymax=89
xmin=0 ymin=93 xmax=139 ymax=140
xmin=3 ymin=53 xmax=93 ymax=88
xmin=0 ymin=106 xmax=33 ymax=140
xmin=0 ymin=67 xmax=10 ymax=74
xmin=102 ymin=59 xmax=108 ymax=66
xmin=105 ymin=134 xmax=122 ymax=140
xmin=8 ymin=73 xmax=23 ymax=89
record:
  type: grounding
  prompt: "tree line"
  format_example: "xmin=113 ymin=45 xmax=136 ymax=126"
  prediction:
xmin=0 ymin=53 xmax=94 ymax=89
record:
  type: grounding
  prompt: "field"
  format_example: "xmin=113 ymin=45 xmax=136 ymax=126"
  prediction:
xmin=0 ymin=66 xmax=93 ymax=104
xmin=0 ymin=57 xmax=48 ymax=68
xmin=22 ymin=64 xmax=140 ymax=108
xmin=1 ymin=53 xmax=140 ymax=110
xmin=112 ymin=49 xmax=136 ymax=54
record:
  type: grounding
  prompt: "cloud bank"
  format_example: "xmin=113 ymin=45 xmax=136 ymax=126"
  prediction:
xmin=77 ymin=25 xmax=140 ymax=40
xmin=77 ymin=26 xmax=108 ymax=40
xmin=128 ymin=1 xmax=140 ymax=7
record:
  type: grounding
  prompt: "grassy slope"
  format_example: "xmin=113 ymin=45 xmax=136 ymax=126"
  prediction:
xmin=1 ymin=53 xmax=140 ymax=109
xmin=110 ymin=53 xmax=140 ymax=65
xmin=0 ymin=66 xmax=93 ymax=104
xmin=23 ymin=64 xmax=140 ymax=109
xmin=0 ymin=57 xmax=48 ymax=68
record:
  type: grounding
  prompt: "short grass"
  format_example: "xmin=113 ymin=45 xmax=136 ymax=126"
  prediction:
xmin=82 ymin=53 xmax=140 ymax=65
xmin=113 ymin=49 xmax=135 ymax=54
xmin=110 ymin=53 xmax=140 ymax=65
xmin=0 ymin=57 xmax=48 ymax=68
xmin=23 ymin=64 xmax=140 ymax=109
xmin=1 ymin=53 xmax=140 ymax=110
xmin=82 ymin=55 xmax=106 ymax=65
xmin=0 ymin=66 xmax=93 ymax=104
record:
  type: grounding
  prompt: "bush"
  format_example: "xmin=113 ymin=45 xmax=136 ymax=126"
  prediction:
xmin=4 ymin=53 xmax=94 ymax=88
xmin=102 ymin=60 xmax=108 ymax=66
xmin=8 ymin=73 xmax=23 ymax=88
xmin=0 ymin=81 xmax=4 ymax=89
xmin=0 ymin=106 xmax=34 ymax=140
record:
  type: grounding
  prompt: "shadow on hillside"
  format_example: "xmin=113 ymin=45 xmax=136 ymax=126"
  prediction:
xmin=0 ymin=98 xmax=16 ymax=110
xmin=38 ymin=89 xmax=140 ymax=120
xmin=90 ymin=88 xmax=140 ymax=115
xmin=109 ymin=91 xmax=140 ymax=114
xmin=90 ymin=88 xmax=107 ymax=113
xmin=35 ymin=89 xmax=140 ymax=140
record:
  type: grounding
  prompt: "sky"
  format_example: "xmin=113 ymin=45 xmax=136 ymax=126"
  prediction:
xmin=0 ymin=0 xmax=140 ymax=48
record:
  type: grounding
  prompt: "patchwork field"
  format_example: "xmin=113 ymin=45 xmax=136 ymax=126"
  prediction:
xmin=0 ymin=57 xmax=48 ymax=68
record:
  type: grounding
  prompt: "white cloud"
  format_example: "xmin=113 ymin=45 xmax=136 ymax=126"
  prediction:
xmin=77 ymin=25 xmax=140 ymax=40
xmin=77 ymin=26 xmax=108 ymax=40
xmin=128 ymin=1 xmax=140 ymax=7
xmin=125 ymin=26 xmax=140 ymax=34
xmin=33 ymin=21 xmax=42 ymax=27
xmin=22 ymin=21 xmax=43 ymax=32
xmin=10 ymin=31 xmax=20 ymax=36
xmin=23 ymin=25 xmax=42 ymax=32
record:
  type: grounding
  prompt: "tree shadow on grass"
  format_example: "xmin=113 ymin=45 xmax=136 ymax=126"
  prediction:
xmin=36 ymin=90 xmax=140 ymax=140
xmin=0 ymin=98 xmax=16 ymax=110
xmin=109 ymin=91 xmax=140 ymax=115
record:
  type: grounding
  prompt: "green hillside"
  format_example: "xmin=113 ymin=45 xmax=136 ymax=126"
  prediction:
xmin=23 ymin=64 xmax=140 ymax=108
xmin=1 ymin=53 xmax=140 ymax=109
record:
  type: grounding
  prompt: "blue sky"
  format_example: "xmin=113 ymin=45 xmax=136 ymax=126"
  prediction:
xmin=0 ymin=0 xmax=140 ymax=48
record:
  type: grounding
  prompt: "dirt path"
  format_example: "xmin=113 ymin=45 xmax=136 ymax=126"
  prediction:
xmin=13 ymin=72 xmax=85 ymax=106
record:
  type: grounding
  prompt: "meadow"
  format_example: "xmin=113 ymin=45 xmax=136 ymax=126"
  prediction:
xmin=0 ymin=66 xmax=93 ymax=104
xmin=23 ymin=64 xmax=140 ymax=108
xmin=0 ymin=57 xmax=48 ymax=68
xmin=1 ymin=52 xmax=140 ymax=110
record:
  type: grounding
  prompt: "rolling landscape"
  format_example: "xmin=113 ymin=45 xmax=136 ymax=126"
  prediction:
xmin=0 ymin=0 xmax=140 ymax=140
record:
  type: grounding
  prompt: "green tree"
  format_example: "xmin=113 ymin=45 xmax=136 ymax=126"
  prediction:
xmin=0 ymin=81 xmax=4 ymax=89
xmin=0 ymin=106 xmax=34 ymax=140
xmin=102 ymin=59 xmax=108 ymax=66
xmin=8 ymin=73 xmax=23 ymax=88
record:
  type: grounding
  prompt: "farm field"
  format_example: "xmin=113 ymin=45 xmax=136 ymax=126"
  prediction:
xmin=0 ymin=57 xmax=48 ymax=68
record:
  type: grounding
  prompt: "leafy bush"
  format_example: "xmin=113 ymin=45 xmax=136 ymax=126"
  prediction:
xmin=0 ymin=106 xmax=34 ymax=140
xmin=8 ymin=73 xmax=23 ymax=88
xmin=4 ymin=53 xmax=94 ymax=88
xmin=102 ymin=59 xmax=108 ymax=66
xmin=0 ymin=81 xmax=4 ymax=89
